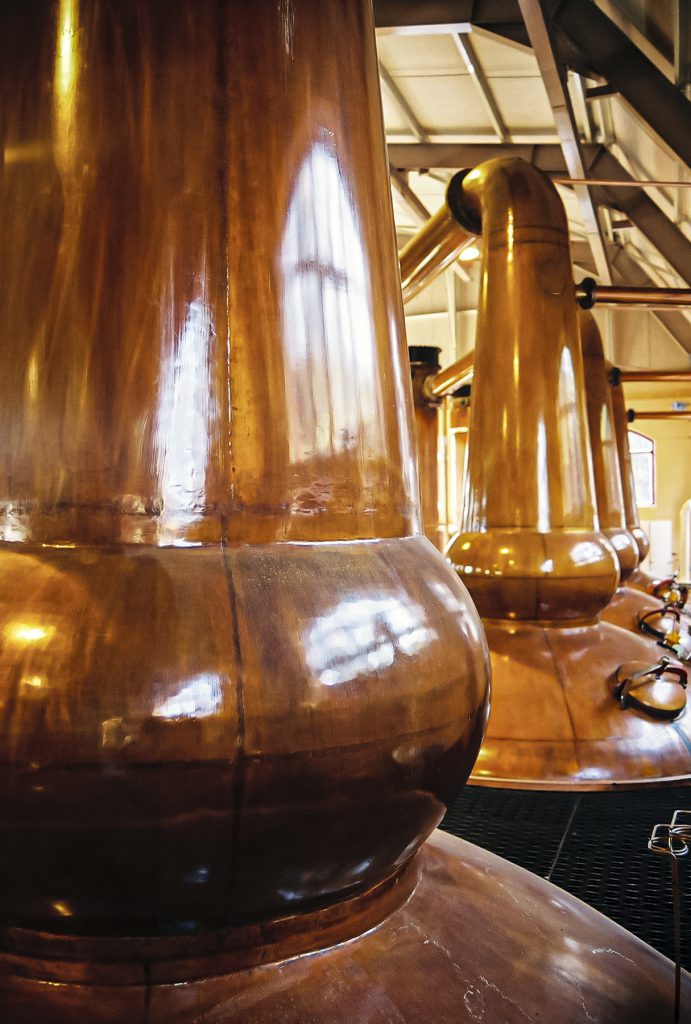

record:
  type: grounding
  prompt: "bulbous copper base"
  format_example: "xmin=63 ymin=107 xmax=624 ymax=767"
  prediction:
xmin=0 ymin=536 xmax=488 ymax=935
xmin=1 ymin=830 xmax=687 ymax=1023
xmin=470 ymin=619 xmax=691 ymax=789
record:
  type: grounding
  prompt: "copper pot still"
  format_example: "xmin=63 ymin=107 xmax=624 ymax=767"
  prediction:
xmin=445 ymin=158 xmax=691 ymax=788
xmin=0 ymin=0 xmax=490 ymax=942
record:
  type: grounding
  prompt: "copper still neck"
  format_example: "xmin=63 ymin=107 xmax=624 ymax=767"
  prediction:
xmin=447 ymin=158 xmax=619 ymax=621
xmin=408 ymin=346 xmax=446 ymax=550
xmin=609 ymin=370 xmax=650 ymax=562
xmin=579 ymin=310 xmax=639 ymax=581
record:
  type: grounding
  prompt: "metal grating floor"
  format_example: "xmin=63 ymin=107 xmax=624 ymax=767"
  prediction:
xmin=440 ymin=786 xmax=691 ymax=969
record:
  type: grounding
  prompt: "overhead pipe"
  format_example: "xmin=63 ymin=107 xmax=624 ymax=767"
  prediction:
xmin=577 ymin=280 xmax=691 ymax=309
xmin=445 ymin=157 xmax=689 ymax=788
xmin=398 ymin=173 xmax=477 ymax=302
xmin=618 ymin=370 xmax=691 ymax=384
xmin=629 ymin=409 xmax=691 ymax=421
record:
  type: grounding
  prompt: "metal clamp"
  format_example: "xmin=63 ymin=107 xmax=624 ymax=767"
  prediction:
xmin=648 ymin=576 xmax=690 ymax=611
xmin=637 ymin=606 xmax=690 ymax=662
xmin=612 ymin=657 xmax=687 ymax=718
xmin=649 ymin=811 xmax=691 ymax=1023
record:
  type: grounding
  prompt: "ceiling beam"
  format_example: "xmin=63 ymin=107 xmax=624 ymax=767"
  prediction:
xmin=452 ymin=33 xmax=508 ymax=142
xmin=550 ymin=0 xmax=691 ymax=167
xmin=517 ymin=0 xmax=611 ymax=282
xmin=373 ymin=1 xmax=528 ymax=45
xmin=387 ymin=140 xmax=598 ymax=172
xmin=674 ymin=0 xmax=691 ymax=99
xmin=606 ymin=248 xmax=691 ymax=357
xmin=379 ymin=63 xmax=428 ymax=142
xmin=589 ymin=151 xmax=691 ymax=288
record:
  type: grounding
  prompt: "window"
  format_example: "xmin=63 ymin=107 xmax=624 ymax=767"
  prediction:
xmin=628 ymin=430 xmax=655 ymax=508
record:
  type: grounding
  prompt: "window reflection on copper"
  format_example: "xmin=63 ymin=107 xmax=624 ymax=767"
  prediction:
xmin=557 ymin=346 xmax=587 ymax=521
xmin=155 ymin=298 xmax=212 ymax=534
xmin=280 ymin=138 xmax=382 ymax=467
xmin=536 ymin=419 xmax=549 ymax=532
xmin=305 ymin=594 xmax=437 ymax=688
xmin=571 ymin=541 xmax=607 ymax=567
xmin=53 ymin=0 xmax=79 ymax=169
xmin=152 ymin=673 xmax=223 ymax=720
xmin=4 ymin=622 xmax=56 ymax=646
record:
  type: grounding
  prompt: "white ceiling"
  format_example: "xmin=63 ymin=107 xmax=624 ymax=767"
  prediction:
xmin=377 ymin=11 xmax=691 ymax=371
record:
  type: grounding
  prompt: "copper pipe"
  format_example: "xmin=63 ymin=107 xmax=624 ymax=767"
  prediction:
xmin=580 ymin=310 xmax=639 ymax=581
xmin=577 ymin=280 xmax=691 ymax=308
xmin=398 ymin=172 xmax=476 ymax=302
xmin=423 ymin=350 xmax=474 ymax=399
xmin=556 ymin=177 xmax=691 ymax=188
xmin=629 ymin=410 xmax=691 ymax=420
xmin=619 ymin=370 xmax=691 ymax=383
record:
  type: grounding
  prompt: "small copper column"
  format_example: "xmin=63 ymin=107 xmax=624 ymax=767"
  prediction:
xmin=610 ymin=368 xmax=652 ymax=568
xmin=580 ymin=309 xmax=639 ymax=581
xmin=408 ymin=346 xmax=446 ymax=551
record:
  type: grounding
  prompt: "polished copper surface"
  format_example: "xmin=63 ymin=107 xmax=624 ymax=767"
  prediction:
xmin=580 ymin=309 xmax=639 ymax=582
xmin=472 ymin=620 xmax=691 ymax=789
xmin=444 ymin=398 xmax=470 ymax=541
xmin=602 ymin=583 xmax=673 ymax=635
xmin=2 ymin=830 xmax=688 ymax=1024
xmin=398 ymin=174 xmax=475 ymax=302
xmin=0 ymin=0 xmax=490 ymax=954
xmin=610 ymin=368 xmax=651 ymax=563
xmin=442 ymin=158 xmax=690 ymax=788
xmin=447 ymin=159 xmax=619 ymax=620
xmin=409 ymin=349 xmax=446 ymax=550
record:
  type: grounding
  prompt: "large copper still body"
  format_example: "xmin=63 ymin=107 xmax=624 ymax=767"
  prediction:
xmin=446 ymin=158 xmax=691 ymax=789
xmin=0 ymin=2 xmax=688 ymax=1021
